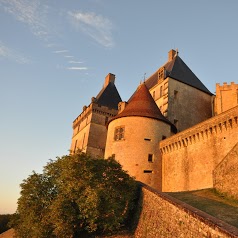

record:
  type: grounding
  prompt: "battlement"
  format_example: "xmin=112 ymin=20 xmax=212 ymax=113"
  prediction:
xmin=160 ymin=105 xmax=238 ymax=154
xmin=216 ymin=81 xmax=238 ymax=89
xmin=73 ymin=102 xmax=118 ymax=129
xmin=214 ymin=81 xmax=238 ymax=115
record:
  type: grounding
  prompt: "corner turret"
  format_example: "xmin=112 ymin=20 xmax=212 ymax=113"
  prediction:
xmin=105 ymin=83 xmax=176 ymax=190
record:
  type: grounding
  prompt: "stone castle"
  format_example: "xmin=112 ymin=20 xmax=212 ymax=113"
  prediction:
xmin=70 ymin=49 xmax=238 ymax=198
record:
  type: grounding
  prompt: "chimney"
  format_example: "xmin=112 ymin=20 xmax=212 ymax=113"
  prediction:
xmin=168 ymin=49 xmax=177 ymax=61
xmin=104 ymin=73 xmax=115 ymax=88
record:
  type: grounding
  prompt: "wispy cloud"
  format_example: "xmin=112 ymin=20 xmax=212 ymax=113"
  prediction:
xmin=67 ymin=67 xmax=88 ymax=70
xmin=64 ymin=55 xmax=74 ymax=58
xmin=0 ymin=41 xmax=30 ymax=64
xmin=68 ymin=11 xmax=114 ymax=48
xmin=69 ymin=61 xmax=84 ymax=64
xmin=53 ymin=50 xmax=69 ymax=54
xmin=0 ymin=0 xmax=50 ymax=40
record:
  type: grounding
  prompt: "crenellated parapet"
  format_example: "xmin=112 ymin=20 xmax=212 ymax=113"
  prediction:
xmin=91 ymin=103 xmax=118 ymax=117
xmin=73 ymin=102 xmax=118 ymax=129
xmin=160 ymin=105 xmax=238 ymax=154
xmin=214 ymin=82 xmax=238 ymax=115
xmin=216 ymin=81 xmax=238 ymax=90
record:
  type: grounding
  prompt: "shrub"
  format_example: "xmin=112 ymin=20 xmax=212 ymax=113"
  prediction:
xmin=14 ymin=152 xmax=138 ymax=238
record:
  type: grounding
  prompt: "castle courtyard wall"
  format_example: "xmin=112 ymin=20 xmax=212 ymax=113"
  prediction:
xmin=134 ymin=184 xmax=238 ymax=238
xmin=160 ymin=106 xmax=238 ymax=192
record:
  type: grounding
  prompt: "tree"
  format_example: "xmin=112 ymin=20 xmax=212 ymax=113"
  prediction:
xmin=0 ymin=214 xmax=14 ymax=234
xmin=14 ymin=152 xmax=138 ymax=238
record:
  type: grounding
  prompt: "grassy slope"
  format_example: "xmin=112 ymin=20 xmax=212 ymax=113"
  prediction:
xmin=167 ymin=188 xmax=238 ymax=228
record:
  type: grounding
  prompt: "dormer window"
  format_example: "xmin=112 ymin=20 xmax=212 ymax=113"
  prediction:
xmin=158 ymin=68 xmax=164 ymax=80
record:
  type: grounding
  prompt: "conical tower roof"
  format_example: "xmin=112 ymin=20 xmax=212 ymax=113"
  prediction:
xmin=109 ymin=83 xmax=177 ymax=132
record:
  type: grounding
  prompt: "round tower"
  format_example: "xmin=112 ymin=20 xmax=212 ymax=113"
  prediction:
xmin=105 ymin=83 xmax=176 ymax=190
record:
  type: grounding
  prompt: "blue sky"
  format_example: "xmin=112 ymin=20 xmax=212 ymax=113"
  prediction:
xmin=0 ymin=0 xmax=238 ymax=214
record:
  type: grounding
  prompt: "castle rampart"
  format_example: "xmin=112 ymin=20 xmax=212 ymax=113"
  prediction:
xmin=160 ymin=105 xmax=238 ymax=154
xmin=159 ymin=105 xmax=238 ymax=192
xmin=134 ymin=184 xmax=238 ymax=238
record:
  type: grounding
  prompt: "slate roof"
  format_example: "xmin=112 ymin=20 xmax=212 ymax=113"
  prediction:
xmin=95 ymin=82 xmax=122 ymax=109
xmin=109 ymin=83 xmax=177 ymax=133
xmin=145 ymin=55 xmax=213 ymax=95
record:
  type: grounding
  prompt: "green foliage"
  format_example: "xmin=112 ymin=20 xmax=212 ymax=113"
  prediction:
xmin=14 ymin=152 xmax=138 ymax=237
xmin=0 ymin=214 xmax=14 ymax=234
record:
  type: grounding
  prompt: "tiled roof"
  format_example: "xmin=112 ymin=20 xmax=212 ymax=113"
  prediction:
xmin=95 ymin=82 xmax=122 ymax=109
xmin=145 ymin=55 xmax=213 ymax=95
xmin=109 ymin=83 xmax=177 ymax=132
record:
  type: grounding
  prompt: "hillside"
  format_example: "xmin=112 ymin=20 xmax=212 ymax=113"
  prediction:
xmin=0 ymin=229 xmax=15 ymax=238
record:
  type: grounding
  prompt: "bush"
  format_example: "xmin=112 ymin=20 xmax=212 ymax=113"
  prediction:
xmin=14 ymin=152 xmax=138 ymax=238
xmin=0 ymin=214 xmax=13 ymax=234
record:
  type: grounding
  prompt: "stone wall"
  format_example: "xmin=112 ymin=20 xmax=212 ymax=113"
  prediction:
xmin=160 ymin=106 xmax=238 ymax=192
xmin=214 ymin=143 xmax=238 ymax=200
xmin=215 ymin=82 xmax=238 ymax=115
xmin=105 ymin=116 xmax=172 ymax=190
xmin=134 ymin=185 xmax=238 ymax=238
xmin=71 ymin=102 xmax=117 ymax=157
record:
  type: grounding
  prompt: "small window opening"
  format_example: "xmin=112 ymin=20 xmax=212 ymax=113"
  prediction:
xmin=144 ymin=170 xmax=153 ymax=173
xmin=160 ymin=86 xmax=163 ymax=97
xmin=144 ymin=138 xmax=151 ymax=141
xmin=73 ymin=140 xmax=78 ymax=153
xmin=148 ymin=154 xmax=153 ymax=162
xmin=174 ymin=90 xmax=178 ymax=99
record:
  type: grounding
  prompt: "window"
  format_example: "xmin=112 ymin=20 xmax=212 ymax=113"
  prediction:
xmin=158 ymin=68 xmax=164 ymax=80
xmin=144 ymin=138 xmax=151 ymax=141
xmin=148 ymin=154 xmax=153 ymax=162
xmin=82 ymin=133 xmax=86 ymax=149
xmin=73 ymin=140 xmax=78 ymax=153
xmin=160 ymin=86 xmax=163 ymax=97
xmin=152 ymin=91 xmax=155 ymax=99
xmin=114 ymin=126 xmax=125 ymax=141
xmin=144 ymin=170 xmax=153 ymax=173
xmin=174 ymin=90 xmax=178 ymax=99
